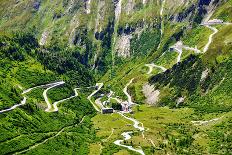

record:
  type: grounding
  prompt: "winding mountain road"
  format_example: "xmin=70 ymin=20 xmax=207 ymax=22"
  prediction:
xmin=191 ymin=116 xmax=223 ymax=126
xmin=107 ymin=90 xmax=122 ymax=103
xmin=0 ymin=81 xmax=65 ymax=114
xmin=95 ymin=97 xmax=105 ymax=109
xmin=13 ymin=116 xmax=86 ymax=155
xmin=114 ymin=112 xmax=145 ymax=155
xmin=183 ymin=45 xmax=201 ymax=54
xmin=113 ymin=80 xmax=146 ymax=154
xmin=169 ymin=19 xmax=231 ymax=63
xmin=118 ymin=112 xmax=144 ymax=131
xmin=103 ymin=128 xmax=114 ymax=142
xmin=145 ymin=64 xmax=167 ymax=74
xmin=176 ymin=49 xmax=183 ymax=63
xmin=87 ymin=83 xmax=103 ymax=112
xmin=43 ymin=81 xmax=65 ymax=112
xmin=52 ymin=88 xmax=80 ymax=112
xmin=113 ymin=18 xmax=231 ymax=154
xmin=123 ymin=79 xmax=135 ymax=105
xmin=171 ymin=41 xmax=183 ymax=63
xmin=52 ymin=85 xmax=97 ymax=112
xmin=203 ymin=25 xmax=218 ymax=53
xmin=171 ymin=40 xmax=202 ymax=62
xmin=0 ymin=80 xmax=103 ymax=114
xmin=202 ymin=19 xmax=232 ymax=53
xmin=0 ymin=97 xmax=27 ymax=113
xmin=114 ymin=18 xmax=232 ymax=154
xmin=110 ymin=96 xmax=122 ymax=103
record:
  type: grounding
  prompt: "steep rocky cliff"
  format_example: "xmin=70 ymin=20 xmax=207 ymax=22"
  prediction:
xmin=1 ymin=0 xmax=225 ymax=71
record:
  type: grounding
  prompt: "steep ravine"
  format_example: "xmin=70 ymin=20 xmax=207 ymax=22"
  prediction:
xmin=112 ymin=0 xmax=123 ymax=65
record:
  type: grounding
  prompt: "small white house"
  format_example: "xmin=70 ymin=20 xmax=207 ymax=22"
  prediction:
xmin=121 ymin=101 xmax=132 ymax=112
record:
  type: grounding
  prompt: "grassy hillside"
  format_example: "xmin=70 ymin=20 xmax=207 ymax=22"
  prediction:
xmin=0 ymin=92 xmax=97 ymax=155
xmin=90 ymin=1 xmax=232 ymax=154
xmin=0 ymin=0 xmax=232 ymax=154
xmin=0 ymin=31 xmax=98 ymax=154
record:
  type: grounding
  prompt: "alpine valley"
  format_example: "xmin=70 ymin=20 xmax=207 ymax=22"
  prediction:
xmin=0 ymin=0 xmax=232 ymax=154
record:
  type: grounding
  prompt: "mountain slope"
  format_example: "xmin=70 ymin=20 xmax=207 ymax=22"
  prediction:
xmin=0 ymin=0 xmax=232 ymax=154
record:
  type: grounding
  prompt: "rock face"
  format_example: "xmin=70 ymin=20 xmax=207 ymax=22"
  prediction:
xmin=142 ymin=0 xmax=147 ymax=5
xmin=94 ymin=0 xmax=105 ymax=33
xmin=115 ymin=34 xmax=132 ymax=58
xmin=125 ymin=0 xmax=135 ymax=15
xmin=176 ymin=97 xmax=185 ymax=107
xmin=142 ymin=84 xmax=160 ymax=105
xmin=115 ymin=0 xmax=122 ymax=22
xmin=0 ymin=0 xmax=227 ymax=72
xmin=85 ymin=0 xmax=91 ymax=14
xmin=175 ymin=4 xmax=196 ymax=22
xmin=39 ymin=31 xmax=49 ymax=46
xmin=68 ymin=14 xmax=80 ymax=46
xmin=168 ymin=0 xmax=222 ymax=23
xmin=200 ymin=68 xmax=209 ymax=82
